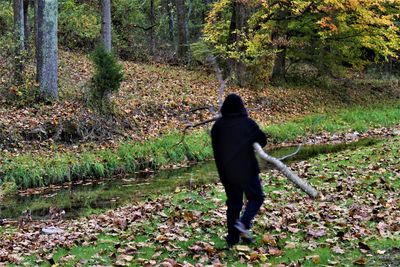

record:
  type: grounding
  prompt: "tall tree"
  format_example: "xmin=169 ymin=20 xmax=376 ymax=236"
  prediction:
xmin=227 ymin=0 xmax=251 ymax=86
xmin=101 ymin=0 xmax=112 ymax=52
xmin=13 ymin=0 xmax=25 ymax=84
xmin=270 ymin=7 xmax=289 ymax=84
xmin=36 ymin=0 xmax=58 ymax=99
xmin=204 ymin=0 xmax=400 ymax=87
xmin=163 ymin=0 xmax=174 ymax=42
xmin=175 ymin=0 xmax=188 ymax=60
xmin=149 ymin=0 xmax=156 ymax=55
xmin=23 ymin=0 xmax=30 ymax=49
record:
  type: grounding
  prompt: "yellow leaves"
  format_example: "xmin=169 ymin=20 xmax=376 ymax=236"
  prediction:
xmin=346 ymin=0 xmax=359 ymax=10
xmin=205 ymin=0 xmax=231 ymax=24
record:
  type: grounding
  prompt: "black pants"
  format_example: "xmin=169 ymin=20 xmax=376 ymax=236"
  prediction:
xmin=222 ymin=175 xmax=265 ymax=244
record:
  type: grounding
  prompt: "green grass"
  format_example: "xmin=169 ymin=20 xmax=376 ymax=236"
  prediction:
xmin=0 ymin=102 xmax=399 ymax=189
xmin=265 ymin=102 xmax=400 ymax=142
xmin=19 ymin=134 xmax=400 ymax=266
xmin=13 ymin=133 xmax=400 ymax=265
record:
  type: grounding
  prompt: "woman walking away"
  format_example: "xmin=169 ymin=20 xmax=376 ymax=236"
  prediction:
xmin=211 ymin=93 xmax=267 ymax=247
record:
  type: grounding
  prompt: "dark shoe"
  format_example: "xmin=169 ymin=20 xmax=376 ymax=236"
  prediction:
xmin=234 ymin=220 xmax=252 ymax=240
xmin=241 ymin=236 xmax=254 ymax=244
xmin=226 ymin=235 xmax=239 ymax=248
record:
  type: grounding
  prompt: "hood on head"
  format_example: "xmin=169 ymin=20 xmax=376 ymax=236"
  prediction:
xmin=220 ymin=93 xmax=248 ymax=117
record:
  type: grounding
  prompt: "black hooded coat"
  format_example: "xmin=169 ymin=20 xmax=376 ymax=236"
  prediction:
xmin=211 ymin=94 xmax=267 ymax=184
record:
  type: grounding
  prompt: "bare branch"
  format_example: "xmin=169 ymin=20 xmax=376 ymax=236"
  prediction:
xmin=254 ymin=143 xmax=318 ymax=198
xmin=206 ymin=56 xmax=229 ymax=110
xmin=131 ymin=24 xmax=158 ymax=31
xmin=175 ymin=116 xmax=220 ymax=147
xmin=278 ymin=144 xmax=302 ymax=161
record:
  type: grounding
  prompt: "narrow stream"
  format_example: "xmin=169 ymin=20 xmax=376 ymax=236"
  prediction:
xmin=0 ymin=137 xmax=381 ymax=220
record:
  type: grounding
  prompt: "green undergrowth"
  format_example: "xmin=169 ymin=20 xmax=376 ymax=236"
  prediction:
xmin=0 ymin=131 xmax=212 ymax=189
xmin=1 ymin=102 xmax=399 ymax=189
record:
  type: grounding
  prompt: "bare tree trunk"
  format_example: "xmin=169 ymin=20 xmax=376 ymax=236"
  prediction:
xmin=162 ymin=0 xmax=174 ymax=42
xmin=185 ymin=0 xmax=191 ymax=42
xmin=13 ymin=0 xmax=25 ymax=84
xmin=149 ymin=0 xmax=156 ymax=55
xmin=101 ymin=0 xmax=112 ymax=52
xmin=23 ymin=0 xmax=30 ymax=50
xmin=36 ymin=0 xmax=58 ymax=99
xmin=270 ymin=33 xmax=287 ymax=84
xmin=270 ymin=9 xmax=289 ymax=85
xmin=227 ymin=0 xmax=250 ymax=87
xmin=34 ymin=0 xmax=38 ymax=82
xmin=167 ymin=0 xmax=174 ymax=42
xmin=175 ymin=0 xmax=188 ymax=61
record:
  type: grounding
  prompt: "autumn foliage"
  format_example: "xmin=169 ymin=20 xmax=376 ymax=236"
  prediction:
xmin=203 ymin=0 xmax=400 ymax=82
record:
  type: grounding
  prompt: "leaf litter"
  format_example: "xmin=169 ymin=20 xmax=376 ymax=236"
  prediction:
xmin=0 ymin=136 xmax=399 ymax=265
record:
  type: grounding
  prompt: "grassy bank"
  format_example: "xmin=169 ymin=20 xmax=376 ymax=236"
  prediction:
xmin=1 ymin=102 xmax=399 ymax=189
xmin=4 ymin=135 xmax=399 ymax=266
xmin=265 ymin=102 xmax=400 ymax=142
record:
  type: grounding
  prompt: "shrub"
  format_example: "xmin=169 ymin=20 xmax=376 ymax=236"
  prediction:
xmin=89 ymin=45 xmax=123 ymax=114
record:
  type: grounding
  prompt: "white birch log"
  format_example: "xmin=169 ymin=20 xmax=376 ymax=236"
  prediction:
xmin=254 ymin=143 xmax=318 ymax=198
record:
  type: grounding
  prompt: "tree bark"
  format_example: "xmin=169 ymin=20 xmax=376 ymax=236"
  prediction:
xmin=13 ymin=0 xmax=25 ymax=84
xmin=167 ymin=0 xmax=174 ymax=42
xmin=101 ymin=0 xmax=112 ymax=52
xmin=227 ymin=0 xmax=250 ymax=87
xmin=162 ymin=0 xmax=174 ymax=42
xmin=23 ymin=0 xmax=30 ymax=50
xmin=270 ymin=9 xmax=289 ymax=85
xmin=34 ymin=0 xmax=38 ymax=82
xmin=149 ymin=0 xmax=156 ymax=55
xmin=36 ymin=0 xmax=58 ymax=99
xmin=175 ymin=0 xmax=188 ymax=61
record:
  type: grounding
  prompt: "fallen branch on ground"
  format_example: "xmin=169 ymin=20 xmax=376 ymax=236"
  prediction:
xmin=254 ymin=143 xmax=318 ymax=198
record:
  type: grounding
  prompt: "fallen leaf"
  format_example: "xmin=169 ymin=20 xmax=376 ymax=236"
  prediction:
xmin=332 ymin=246 xmax=345 ymax=254
xmin=358 ymin=242 xmax=371 ymax=251
xmin=354 ymin=257 xmax=367 ymax=265
xmin=311 ymin=255 xmax=320 ymax=264
xmin=262 ymin=234 xmax=277 ymax=246
xmin=268 ymin=248 xmax=283 ymax=256
xmin=235 ymin=245 xmax=251 ymax=252
xmin=285 ymin=242 xmax=296 ymax=249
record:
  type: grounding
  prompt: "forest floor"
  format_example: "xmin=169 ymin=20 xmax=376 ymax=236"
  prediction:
xmin=1 ymin=51 xmax=400 ymax=188
xmin=1 ymin=50 xmax=399 ymax=159
xmin=0 ymin=51 xmax=399 ymax=265
xmin=0 ymin=135 xmax=399 ymax=266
